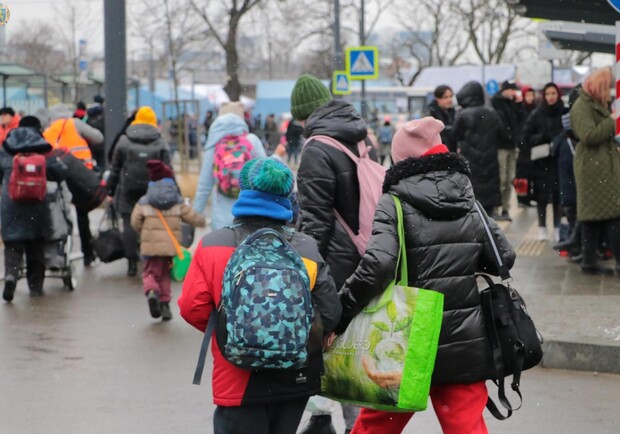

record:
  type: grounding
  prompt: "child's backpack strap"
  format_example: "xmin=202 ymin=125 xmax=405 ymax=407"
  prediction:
xmin=192 ymin=313 xmax=217 ymax=385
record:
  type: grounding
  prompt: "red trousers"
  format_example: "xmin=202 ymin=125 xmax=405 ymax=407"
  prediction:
xmin=351 ymin=382 xmax=488 ymax=434
xmin=142 ymin=257 xmax=172 ymax=303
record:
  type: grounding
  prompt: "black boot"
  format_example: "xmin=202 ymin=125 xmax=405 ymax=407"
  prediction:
xmin=127 ymin=259 xmax=138 ymax=277
xmin=581 ymin=222 xmax=613 ymax=275
xmin=298 ymin=415 xmax=336 ymax=434
xmin=3 ymin=278 xmax=16 ymax=302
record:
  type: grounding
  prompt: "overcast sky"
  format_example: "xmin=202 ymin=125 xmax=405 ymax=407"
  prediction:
xmin=6 ymin=0 xmax=105 ymax=52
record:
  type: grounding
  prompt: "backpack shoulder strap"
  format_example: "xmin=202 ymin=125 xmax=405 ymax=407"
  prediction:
xmin=306 ymin=135 xmax=363 ymax=163
xmin=192 ymin=312 xmax=217 ymax=385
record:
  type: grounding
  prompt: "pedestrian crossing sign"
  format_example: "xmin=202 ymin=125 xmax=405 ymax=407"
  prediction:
xmin=346 ymin=46 xmax=379 ymax=80
xmin=332 ymin=71 xmax=352 ymax=95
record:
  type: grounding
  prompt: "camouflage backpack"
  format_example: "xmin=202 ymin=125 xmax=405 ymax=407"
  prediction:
xmin=212 ymin=133 xmax=254 ymax=198
xmin=216 ymin=227 xmax=313 ymax=370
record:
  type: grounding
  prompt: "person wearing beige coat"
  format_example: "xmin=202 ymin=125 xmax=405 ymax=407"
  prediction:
xmin=130 ymin=161 xmax=205 ymax=321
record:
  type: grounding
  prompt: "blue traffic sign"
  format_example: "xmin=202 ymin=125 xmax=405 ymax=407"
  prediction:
xmin=332 ymin=71 xmax=351 ymax=95
xmin=486 ymin=79 xmax=499 ymax=95
xmin=608 ymin=0 xmax=620 ymax=13
xmin=345 ymin=46 xmax=379 ymax=80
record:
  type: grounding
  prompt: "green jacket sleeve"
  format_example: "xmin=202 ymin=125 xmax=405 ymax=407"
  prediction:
xmin=571 ymin=101 xmax=614 ymax=148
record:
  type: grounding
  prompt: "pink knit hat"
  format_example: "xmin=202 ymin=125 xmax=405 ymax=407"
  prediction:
xmin=391 ymin=117 xmax=445 ymax=163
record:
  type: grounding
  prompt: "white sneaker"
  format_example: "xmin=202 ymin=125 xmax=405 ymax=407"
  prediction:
xmin=538 ymin=227 xmax=548 ymax=241
xmin=554 ymin=228 xmax=561 ymax=243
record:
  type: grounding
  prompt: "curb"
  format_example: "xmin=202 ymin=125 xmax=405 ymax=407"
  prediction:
xmin=541 ymin=340 xmax=620 ymax=375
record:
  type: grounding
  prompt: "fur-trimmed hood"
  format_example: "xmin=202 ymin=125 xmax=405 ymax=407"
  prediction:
xmin=383 ymin=152 xmax=475 ymax=221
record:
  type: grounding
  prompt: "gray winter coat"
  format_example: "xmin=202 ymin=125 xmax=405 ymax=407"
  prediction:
xmin=107 ymin=124 xmax=171 ymax=215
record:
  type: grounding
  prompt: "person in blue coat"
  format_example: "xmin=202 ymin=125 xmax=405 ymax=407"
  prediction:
xmin=193 ymin=105 xmax=266 ymax=231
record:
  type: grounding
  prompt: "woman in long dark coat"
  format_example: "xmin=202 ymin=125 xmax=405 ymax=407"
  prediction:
xmin=453 ymin=81 xmax=506 ymax=215
xmin=522 ymin=83 xmax=566 ymax=241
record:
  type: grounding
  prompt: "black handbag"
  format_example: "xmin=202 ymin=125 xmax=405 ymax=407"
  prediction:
xmin=474 ymin=201 xmax=543 ymax=420
xmin=93 ymin=204 xmax=125 ymax=263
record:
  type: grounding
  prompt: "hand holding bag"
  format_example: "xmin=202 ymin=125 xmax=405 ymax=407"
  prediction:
xmin=474 ymin=202 xmax=543 ymax=420
xmin=155 ymin=209 xmax=192 ymax=281
xmin=93 ymin=203 xmax=125 ymax=263
xmin=320 ymin=195 xmax=444 ymax=412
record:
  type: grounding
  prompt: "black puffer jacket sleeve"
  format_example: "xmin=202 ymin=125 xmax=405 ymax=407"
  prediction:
xmin=312 ymin=258 xmax=342 ymax=336
xmin=522 ymin=109 xmax=547 ymax=151
xmin=336 ymin=193 xmax=399 ymax=334
xmin=106 ymin=138 xmax=127 ymax=195
xmin=297 ymin=143 xmax=336 ymax=255
xmin=478 ymin=212 xmax=517 ymax=275
xmin=45 ymin=154 xmax=68 ymax=183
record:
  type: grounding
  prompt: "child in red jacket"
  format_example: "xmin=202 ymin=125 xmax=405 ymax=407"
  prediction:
xmin=178 ymin=158 xmax=341 ymax=434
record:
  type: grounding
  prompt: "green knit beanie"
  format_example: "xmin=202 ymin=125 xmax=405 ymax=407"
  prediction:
xmin=239 ymin=158 xmax=294 ymax=197
xmin=290 ymin=74 xmax=332 ymax=121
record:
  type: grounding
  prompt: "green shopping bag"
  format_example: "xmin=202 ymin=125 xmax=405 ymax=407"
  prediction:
xmin=321 ymin=195 xmax=444 ymax=412
xmin=171 ymin=247 xmax=192 ymax=281
xmin=156 ymin=210 xmax=193 ymax=282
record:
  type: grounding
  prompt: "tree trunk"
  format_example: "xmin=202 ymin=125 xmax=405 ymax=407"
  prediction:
xmin=224 ymin=15 xmax=242 ymax=101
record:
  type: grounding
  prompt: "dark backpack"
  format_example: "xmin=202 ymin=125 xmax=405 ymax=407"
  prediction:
xmin=8 ymin=153 xmax=47 ymax=203
xmin=122 ymin=144 xmax=157 ymax=201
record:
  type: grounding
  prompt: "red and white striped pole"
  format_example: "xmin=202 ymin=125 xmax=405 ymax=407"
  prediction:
xmin=616 ymin=21 xmax=620 ymax=138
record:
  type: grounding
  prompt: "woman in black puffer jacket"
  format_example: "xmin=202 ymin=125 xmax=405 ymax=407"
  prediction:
xmin=337 ymin=117 xmax=516 ymax=434
xmin=453 ymin=81 xmax=508 ymax=215
xmin=522 ymin=82 xmax=566 ymax=242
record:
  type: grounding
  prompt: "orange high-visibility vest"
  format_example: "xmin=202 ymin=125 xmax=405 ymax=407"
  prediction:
xmin=44 ymin=118 xmax=95 ymax=169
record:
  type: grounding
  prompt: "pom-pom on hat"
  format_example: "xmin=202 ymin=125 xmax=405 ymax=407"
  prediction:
xmin=239 ymin=158 xmax=294 ymax=198
xmin=391 ymin=117 xmax=445 ymax=163
xmin=146 ymin=160 xmax=174 ymax=181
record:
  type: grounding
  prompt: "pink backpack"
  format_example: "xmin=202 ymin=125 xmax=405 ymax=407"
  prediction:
xmin=213 ymin=133 xmax=254 ymax=198
xmin=306 ymin=135 xmax=387 ymax=256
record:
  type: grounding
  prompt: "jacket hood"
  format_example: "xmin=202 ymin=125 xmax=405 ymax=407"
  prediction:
xmin=48 ymin=104 xmax=73 ymax=122
xmin=383 ymin=152 xmax=475 ymax=220
xmin=126 ymin=123 xmax=162 ymax=144
xmin=304 ymin=100 xmax=367 ymax=144
xmin=205 ymin=113 xmax=249 ymax=150
xmin=144 ymin=179 xmax=181 ymax=210
xmin=457 ymin=82 xmax=485 ymax=108
xmin=3 ymin=127 xmax=53 ymax=155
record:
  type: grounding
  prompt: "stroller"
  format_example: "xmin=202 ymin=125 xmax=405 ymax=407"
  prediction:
xmin=18 ymin=180 xmax=78 ymax=290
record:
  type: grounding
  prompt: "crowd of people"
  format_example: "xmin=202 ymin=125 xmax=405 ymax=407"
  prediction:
xmin=0 ymin=64 xmax=617 ymax=433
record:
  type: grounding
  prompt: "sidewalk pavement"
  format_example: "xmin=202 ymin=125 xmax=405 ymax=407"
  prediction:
xmin=499 ymin=204 xmax=620 ymax=375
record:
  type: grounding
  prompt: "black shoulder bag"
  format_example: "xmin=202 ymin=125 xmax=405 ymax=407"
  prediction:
xmin=474 ymin=201 xmax=544 ymax=420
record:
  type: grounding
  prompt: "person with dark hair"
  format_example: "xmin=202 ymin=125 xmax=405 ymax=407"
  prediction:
xmin=428 ymin=85 xmax=457 ymax=152
xmin=515 ymin=85 xmax=538 ymax=208
xmin=74 ymin=101 xmax=87 ymax=120
xmin=377 ymin=120 xmax=395 ymax=163
xmin=491 ymin=80 xmax=526 ymax=221
xmin=86 ymin=95 xmax=106 ymax=169
xmin=522 ymin=83 xmax=566 ymax=241
xmin=0 ymin=107 xmax=21 ymax=144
